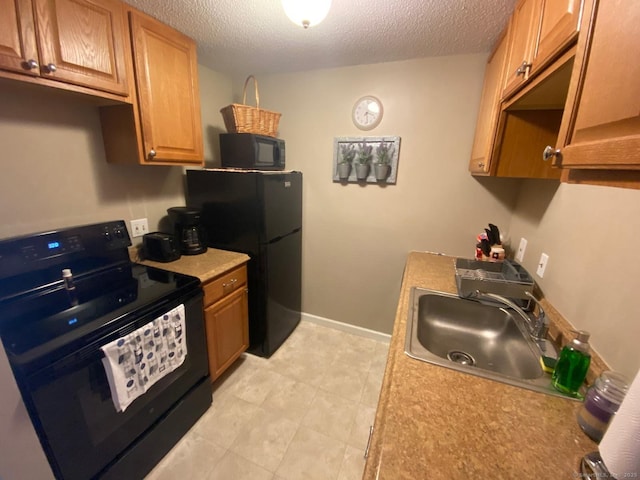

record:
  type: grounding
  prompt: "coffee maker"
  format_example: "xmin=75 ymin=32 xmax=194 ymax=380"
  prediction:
xmin=167 ymin=207 xmax=207 ymax=255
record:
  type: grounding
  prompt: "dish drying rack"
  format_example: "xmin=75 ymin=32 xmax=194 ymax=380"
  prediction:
xmin=454 ymin=258 xmax=535 ymax=308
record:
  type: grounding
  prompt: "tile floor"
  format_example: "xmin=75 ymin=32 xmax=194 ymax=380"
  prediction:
xmin=145 ymin=320 xmax=390 ymax=480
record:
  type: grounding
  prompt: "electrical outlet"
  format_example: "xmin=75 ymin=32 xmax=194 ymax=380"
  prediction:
xmin=515 ymin=237 xmax=527 ymax=262
xmin=130 ymin=218 xmax=149 ymax=238
xmin=536 ymin=253 xmax=549 ymax=278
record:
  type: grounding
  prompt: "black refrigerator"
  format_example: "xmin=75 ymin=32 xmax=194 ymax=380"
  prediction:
xmin=186 ymin=169 xmax=302 ymax=357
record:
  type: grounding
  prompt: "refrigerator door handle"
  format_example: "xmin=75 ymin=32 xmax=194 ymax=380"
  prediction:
xmin=267 ymin=235 xmax=285 ymax=244
xmin=265 ymin=227 xmax=301 ymax=245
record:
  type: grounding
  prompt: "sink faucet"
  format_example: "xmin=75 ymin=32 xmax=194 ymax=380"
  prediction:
xmin=472 ymin=290 xmax=548 ymax=341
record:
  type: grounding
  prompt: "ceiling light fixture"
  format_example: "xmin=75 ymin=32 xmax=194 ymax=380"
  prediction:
xmin=281 ymin=0 xmax=332 ymax=29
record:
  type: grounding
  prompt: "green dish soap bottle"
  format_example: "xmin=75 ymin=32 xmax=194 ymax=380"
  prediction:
xmin=552 ymin=330 xmax=591 ymax=396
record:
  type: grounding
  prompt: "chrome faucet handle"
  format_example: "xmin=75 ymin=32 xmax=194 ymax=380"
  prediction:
xmin=525 ymin=291 xmax=548 ymax=340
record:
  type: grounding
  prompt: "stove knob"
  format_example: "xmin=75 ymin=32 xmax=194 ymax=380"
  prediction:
xmin=103 ymin=231 xmax=112 ymax=241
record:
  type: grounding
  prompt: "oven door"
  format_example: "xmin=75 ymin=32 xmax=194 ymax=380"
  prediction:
xmin=17 ymin=290 xmax=208 ymax=480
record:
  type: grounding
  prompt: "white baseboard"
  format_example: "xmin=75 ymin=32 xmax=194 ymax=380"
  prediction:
xmin=300 ymin=312 xmax=391 ymax=344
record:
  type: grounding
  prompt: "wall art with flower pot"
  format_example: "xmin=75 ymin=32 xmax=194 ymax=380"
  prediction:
xmin=333 ymin=136 xmax=400 ymax=184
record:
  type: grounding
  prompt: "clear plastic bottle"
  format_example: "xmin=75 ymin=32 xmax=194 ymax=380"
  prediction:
xmin=552 ymin=330 xmax=591 ymax=396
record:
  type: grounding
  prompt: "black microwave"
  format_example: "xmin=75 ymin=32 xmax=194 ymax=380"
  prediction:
xmin=220 ymin=133 xmax=285 ymax=170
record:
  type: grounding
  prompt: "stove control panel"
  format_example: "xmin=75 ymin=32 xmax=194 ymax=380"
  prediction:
xmin=0 ymin=220 xmax=132 ymax=285
xmin=19 ymin=234 xmax=84 ymax=261
xmin=101 ymin=223 xmax=129 ymax=246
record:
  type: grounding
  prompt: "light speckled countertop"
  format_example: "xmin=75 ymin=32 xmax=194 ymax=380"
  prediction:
xmin=363 ymin=251 xmax=598 ymax=479
xmin=131 ymin=247 xmax=249 ymax=283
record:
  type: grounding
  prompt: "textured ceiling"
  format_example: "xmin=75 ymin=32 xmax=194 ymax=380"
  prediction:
xmin=125 ymin=0 xmax=518 ymax=75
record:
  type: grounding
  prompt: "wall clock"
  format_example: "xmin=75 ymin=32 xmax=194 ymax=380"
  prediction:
xmin=352 ymin=96 xmax=383 ymax=130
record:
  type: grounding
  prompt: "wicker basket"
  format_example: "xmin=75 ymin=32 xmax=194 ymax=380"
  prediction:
xmin=220 ymin=75 xmax=281 ymax=137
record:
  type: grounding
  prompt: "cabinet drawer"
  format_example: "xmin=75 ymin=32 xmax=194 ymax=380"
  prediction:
xmin=203 ymin=265 xmax=247 ymax=307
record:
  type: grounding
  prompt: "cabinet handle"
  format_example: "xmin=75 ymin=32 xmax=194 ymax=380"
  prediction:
xmin=43 ymin=63 xmax=57 ymax=73
xmin=478 ymin=162 xmax=485 ymax=168
xmin=148 ymin=149 xmax=156 ymax=158
xmin=24 ymin=59 xmax=39 ymax=70
xmin=515 ymin=61 xmax=532 ymax=77
xmin=542 ymin=145 xmax=561 ymax=161
xmin=222 ymin=278 xmax=238 ymax=289
xmin=364 ymin=425 xmax=374 ymax=459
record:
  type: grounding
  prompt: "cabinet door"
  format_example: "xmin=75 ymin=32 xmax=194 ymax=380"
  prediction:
xmin=130 ymin=11 xmax=204 ymax=164
xmin=32 ymin=0 xmax=128 ymax=95
xmin=559 ymin=0 xmax=640 ymax=169
xmin=204 ymin=287 xmax=249 ymax=381
xmin=469 ymin=30 xmax=509 ymax=175
xmin=532 ymin=0 xmax=583 ymax=75
xmin=502 ymin=0 xmax=543 ymax=98
xmin=0 ymin=0 xmax=39 ymax=75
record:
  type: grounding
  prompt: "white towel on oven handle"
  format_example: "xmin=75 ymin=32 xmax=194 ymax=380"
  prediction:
xmin=101 ymin=303 xmax=187 ymax=412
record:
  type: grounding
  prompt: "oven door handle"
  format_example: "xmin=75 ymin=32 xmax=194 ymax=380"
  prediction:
xmin=18 ymin=290 xmax=203 ymax=386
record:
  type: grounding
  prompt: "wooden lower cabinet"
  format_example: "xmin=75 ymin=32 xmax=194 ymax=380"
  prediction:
xmin=203 ymin=266 xmax=249 ymax=381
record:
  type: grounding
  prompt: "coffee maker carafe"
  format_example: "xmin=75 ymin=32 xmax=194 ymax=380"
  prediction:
xmin=167 ymin=207 xmax=207 ymax=255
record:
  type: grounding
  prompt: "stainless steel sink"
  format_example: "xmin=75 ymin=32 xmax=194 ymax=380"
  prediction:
xmin=405 ymin=287 xmax=575 ymax=399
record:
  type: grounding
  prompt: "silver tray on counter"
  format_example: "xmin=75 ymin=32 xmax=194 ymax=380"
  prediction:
xmin=454 ymin=258 xmax=534 ymax=306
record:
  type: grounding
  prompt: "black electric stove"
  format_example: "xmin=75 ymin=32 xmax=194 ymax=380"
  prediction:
xmin=0 ymin=221 xmax=212 ymax=480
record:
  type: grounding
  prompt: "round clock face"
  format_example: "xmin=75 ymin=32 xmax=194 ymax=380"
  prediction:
xmin=352 ymin=96 xmax=383 ymax=130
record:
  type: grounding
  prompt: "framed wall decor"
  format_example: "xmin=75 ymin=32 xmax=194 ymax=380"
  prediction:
xmin=333 ymin=136 xmax=400 ymax=184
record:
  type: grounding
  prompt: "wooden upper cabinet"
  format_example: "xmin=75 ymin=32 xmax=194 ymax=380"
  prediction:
xmin=502 ymin=0 xmax=542 ymax=98
xmin=469 ymin=29 xmax=509 ymax=175
xmin=0 ymin=0 xmax=128 ymax=96
xmin=502 ymin=0 xmax=585 ymax=99
xmin=0 ymin=0 xmax=39 ymax=75
xmin=129 ymin=10 xmax=203 ymax=164
xmin=32 ymin=0 xmax=128 ymax=95
xmin=556 ymin=0 xmax=640 ymax=173
xmin=532 ymin=0 xmax=584 ymax=76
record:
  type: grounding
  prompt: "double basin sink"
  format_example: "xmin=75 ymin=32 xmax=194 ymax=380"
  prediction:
xmin=405 ymin=287 xmax=575 ymax=399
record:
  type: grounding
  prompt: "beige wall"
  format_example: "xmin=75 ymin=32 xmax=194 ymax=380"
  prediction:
xmin=199 ymin=66 xmax=234 ymax=166
xmin=0 ymin=85 xmax=184 ymax=238
xmin=508 ymin=180 xmax=640 ymax=379
xmin=0 ymin=65 xmax=230 ymax=240
xmin=247 ymin=55 xmax=522 ymax=334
